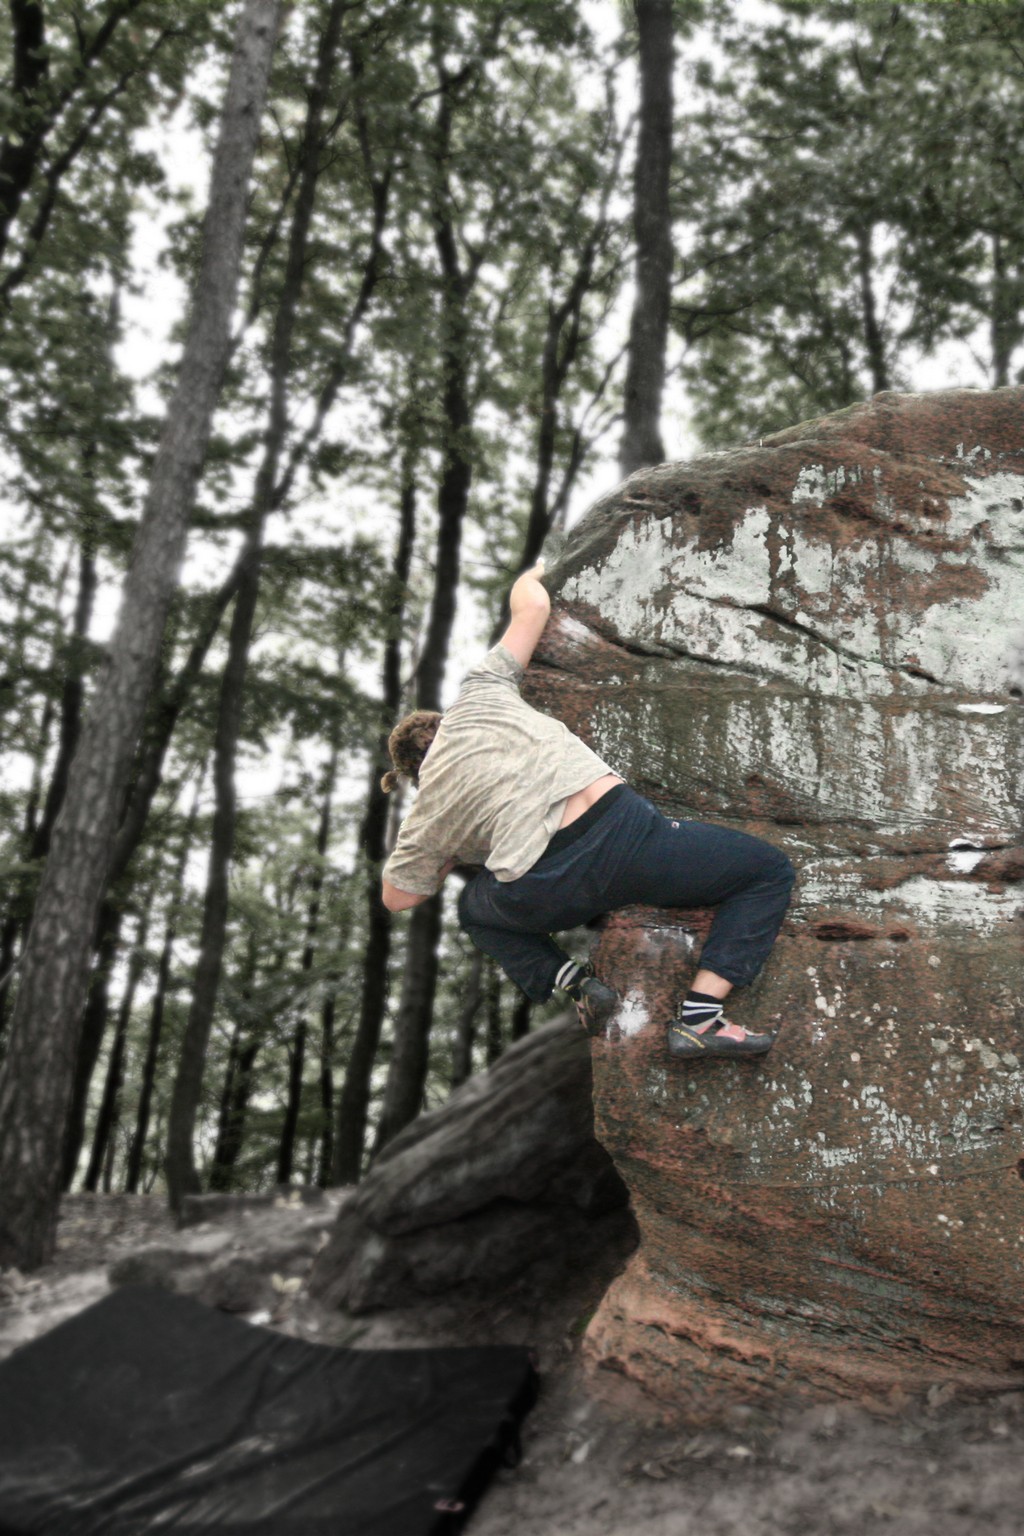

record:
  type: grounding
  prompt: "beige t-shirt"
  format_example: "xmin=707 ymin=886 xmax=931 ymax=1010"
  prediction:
xmin=382 ymin=644 xmax=616 ymax=895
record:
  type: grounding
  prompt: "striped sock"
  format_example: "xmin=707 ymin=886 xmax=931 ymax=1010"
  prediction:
xmin=555 ymin=958 xmax=586 ymax=995
xmin=680 ymin=989 xmax=725 ymax=1033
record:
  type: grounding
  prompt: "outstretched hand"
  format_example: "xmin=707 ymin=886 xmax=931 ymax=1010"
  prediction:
xmin=509 ymin=559 xmax=549 ymax=615
xmin=501 ymin=557 xmax=552 ymax=667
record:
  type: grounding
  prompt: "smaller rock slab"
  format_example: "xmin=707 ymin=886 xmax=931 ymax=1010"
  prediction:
xmin=109 ymin=1190 xmax=344 ymax=1315
xmin=178 ymin=1184 xmax=327 ymax=1228
xmin=309 ymin=1018 xmax=637 ymax=1313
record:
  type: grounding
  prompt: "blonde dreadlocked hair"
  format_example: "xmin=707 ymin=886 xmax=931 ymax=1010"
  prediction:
xmin=381 ymin=710 xmax=443 ymax=794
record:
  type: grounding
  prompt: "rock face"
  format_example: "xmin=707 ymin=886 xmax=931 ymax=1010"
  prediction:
xmin=309 ymin=1019 xmax=637 ymax=1312
xmin=529 ymin=387 xmax=1024 ymax=1419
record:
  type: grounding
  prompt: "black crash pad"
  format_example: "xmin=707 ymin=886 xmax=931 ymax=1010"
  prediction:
xmin=0 ymin=1285 xmax=538 ymax=1535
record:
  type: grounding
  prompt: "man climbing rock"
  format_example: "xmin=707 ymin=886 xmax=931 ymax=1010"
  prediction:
xmin=380 ymin=561 xmax=795 ymax=1057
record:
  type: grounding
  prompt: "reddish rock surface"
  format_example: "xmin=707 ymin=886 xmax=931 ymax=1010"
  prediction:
xmin=528 ymin=387 xmax=1024 ymax=1421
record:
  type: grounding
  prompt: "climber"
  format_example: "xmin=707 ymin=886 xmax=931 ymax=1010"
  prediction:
xmin=380 ymin=560 xmax=795 ymax=1058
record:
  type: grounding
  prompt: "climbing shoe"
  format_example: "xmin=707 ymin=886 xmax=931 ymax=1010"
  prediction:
xmin=564 ymin=962 xmax=618 ymax=1037
xmin=666 ymin=1017 xmax=776 ymax=1059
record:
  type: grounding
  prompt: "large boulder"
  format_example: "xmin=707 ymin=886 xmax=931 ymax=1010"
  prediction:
xmin=529 ymin=386 xmax=1024 ymax=1419
xmin=309 ymin=1019 xmax=637 ymax=1312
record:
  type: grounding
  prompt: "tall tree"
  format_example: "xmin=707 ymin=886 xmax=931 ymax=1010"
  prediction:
xmin=0 ymin=0 xmax=281 ymax=1269
xmin=208 ymin=929 xmax=260 ymax=1192
xmin=124 ymin=771 xmax=204 ymax=1195
xmin=83 ymin=901 xmax=151 ymax=1192
xmin=619 ymin=0 xmax=674 ymax=477
xmin=61 ymin=900 xmax=125 ymax=1189
xmin=450 ymin=949 xmax=484 ymax=1089
xmin=0 ymin=0 xmax=51 ymax=258
xmin=277 ymin=733 xmax=340 ymax=1185
xmin=484 ymin=958 xmax=503 ymax=1067
xmin=331 ymin=439 xmax=416 ymax=1182
xmin=0 ymin=544 xmax=71 ymax=1046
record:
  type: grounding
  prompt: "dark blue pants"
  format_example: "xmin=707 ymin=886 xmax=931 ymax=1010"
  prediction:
xmin=457 ymin=785 xmax=795 ymax=1003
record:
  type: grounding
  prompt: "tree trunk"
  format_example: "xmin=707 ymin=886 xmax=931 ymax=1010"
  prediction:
xmin=0 ymin=0 xmax=151 ymax=270
xmin=208 ymin=1035 xmax=261 ymax=1191
xmin=370 ymin=452 xmax=466 ymax=1152
xmin=372 ymin=466 xmax=471 ymax=1150
xmin=0 ymin=551 xmax=72 ymax=1045
xmin=60 ymin=901 xmax=124 ymax=1190
xmin=317 ymin=992 xmax=336 ymax=1187
xmin=0 ymin=686 xmax=55 ymax=1042
xmin=372 ymin=895 xmax=443 ymax=1152
xmin=989 ymin=230 xmax=1020 ymax=389
xmin=277 ymin=740 xmax=339 ymax=1184
xmin=44 ymin=381 xmax=129 ymax=1174
xmin=32 ymin=524 xmax=98 ymax=864
xmin=0 ymin=0 xmax=280 ymax=1270
xmin=124 ymin=772 xmax=202 ymax=1195
xmin=450 ymin=949 xmax=484 ymax=1088
xmin=489 ymin=288 xmax=590 ymax=644
xmin=84 ymin=904 xmax=150 ymax=1192
xmin=109 ymin=556 xmax=245 ymax=889
xmin=278 ymin=1028 xmax=307 ymax=1186
xmin=101 ymin=1106 xmax=119 ymax=1194
xmin=485 ymin=958 xmax=503 ymax=1066
xmin=1 ymin=543 xmax=230 ymax=1056
xmin=854 ymin=221 xmax=890 ymax=394
xmin=125 ymin=946 xmax=172 ymax=1197
xmin=370 ymin=71 xmax=476 ymax=1158
xmin=65 ymin=560 xmax=244 ymax=1127
xmin=124 ymin=951 xmax=169 ymax=1196
xmin=0 ymin=0 xmax=49 ymax=260
xmin=164 ymin=552 xmax=260 ymax=1208
xmin=0 ymin=913 xmax=20 ymax=1048
xmin=332 ymin=880 xmax=391 ymax=1184
xmin=209 ymin=1020 xmax=242 ymax=1190
xmin=510 ymin=989 xmax=532 ymax=1042
xmin=165 ymin=1 xmax=340 ymax=1212
xmin=619 ymin=0 xmax=674 ymax=478
xmin=207 ymin=928 xmax=262 ymax=1192
xmin=331 ymin=455 xmax=416 ymax=1184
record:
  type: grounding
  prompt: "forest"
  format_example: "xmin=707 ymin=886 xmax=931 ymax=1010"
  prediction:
xmin=0 ymin=0 xmax=1021 ymax=1273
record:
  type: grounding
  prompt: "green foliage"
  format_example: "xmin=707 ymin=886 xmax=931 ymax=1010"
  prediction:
xmin=671 ymin=0 xmax=1024 ymax=443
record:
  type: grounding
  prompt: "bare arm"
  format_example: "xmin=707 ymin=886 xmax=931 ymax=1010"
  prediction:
xmin=382 ymin=857 xmax=458 ymax=912
xmin=381 ymin=567 xmax=551 ymax=912
xmin=498 ymin=559 xmax=550 ymax=671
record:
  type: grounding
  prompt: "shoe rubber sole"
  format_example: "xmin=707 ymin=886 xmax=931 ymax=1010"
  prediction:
xmin=666 ymin=1021 xmax=776 ymax=1059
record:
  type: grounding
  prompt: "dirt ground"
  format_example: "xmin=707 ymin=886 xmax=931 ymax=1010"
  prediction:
xmin=2 ymin=1194 xmax=1024 ymax=1536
